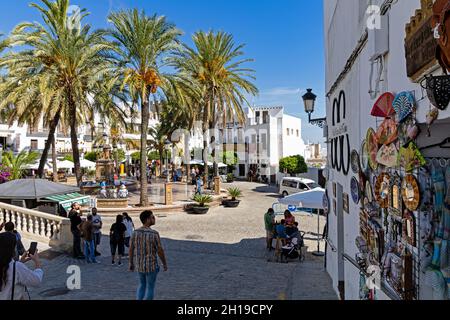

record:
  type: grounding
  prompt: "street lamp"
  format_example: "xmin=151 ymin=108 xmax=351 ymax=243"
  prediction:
xmin=164 ymin=139 xmax=171 ymax=182
xmin=302 ymin=88 xmax=326 ymax=128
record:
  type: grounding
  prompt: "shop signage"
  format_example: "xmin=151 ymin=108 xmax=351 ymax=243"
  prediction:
xmin=330 ymin=90 xmax=350 ymax=175
xmin=404 ymin=0 xmax=438 ymax=81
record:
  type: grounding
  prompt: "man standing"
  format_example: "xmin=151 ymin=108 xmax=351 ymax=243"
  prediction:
xmin=129 ymin=210 xmax=167 ymax=300
xmin=91 ymin=207 xmax=102 ymax=256
xmin=79 ymin=215 xmax=99 ymax=263
xmin=264 ymin=208 xmax=275 ymax=251
xmin=69 ymin=202 xmax=84 ymax=259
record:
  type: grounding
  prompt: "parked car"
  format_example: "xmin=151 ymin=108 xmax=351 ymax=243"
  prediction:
xmin=279 ymin=177 xmax=321 ymax=198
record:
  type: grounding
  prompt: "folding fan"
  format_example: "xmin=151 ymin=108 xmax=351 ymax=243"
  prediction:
xmin=393 ymin=91 xmax=415 ymax=123
xmin=371 ymin=92 xmax=396 ymax=118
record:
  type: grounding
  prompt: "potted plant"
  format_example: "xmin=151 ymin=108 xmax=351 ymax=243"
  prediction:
xmin=226 ymin=173 xmax=234 ymax=183
xmin=223 ymin=187 xmax=242 ymax=208
xmin=191 ymin=194 xmax=213 ymax=214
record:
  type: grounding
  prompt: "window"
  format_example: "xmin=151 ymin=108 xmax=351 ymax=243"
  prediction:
xmin=298 ymin=183 xmax=309 ymax=191
xmin=307 ymin=182 xmax=321 ymax=189
xmin=261 ymin=133 xmax=267 ymax=151
xmin=296 ymin=130 xmax=299 ymax=137
xmin=282 ymin=180 xmax=298 ymax=188
xmin=262 ymin=111 xmax=269 ymax=124
xmin=291 ymin=129 xmax=294 ymax=135
xmin=255 ymin=111 xmax=260 ymax=124
xmin=286 ymin=128 xmax=290 ymax=136
xmin=31 ymin=140 xmax=38 ymax=150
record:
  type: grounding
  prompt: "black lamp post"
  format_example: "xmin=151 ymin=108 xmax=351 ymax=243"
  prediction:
xmin=302 ymin=88 xmax=326 ymax=128
xmin=164 ymin=139 xmax=171 ymax=182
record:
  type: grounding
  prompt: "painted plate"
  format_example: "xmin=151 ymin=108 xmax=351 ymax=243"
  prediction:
xmin=351 ymin=176 xmax=360 ymax=204
xmin=374 ymin=173 xmax=390 ymax=208
xmin=360 ymin=140 xmax=369 ymax=172
xmin=351 ymin=150 xmax=361 ymax=174
xmin=366 ymin=181 xmax=373 ymax=203
xmin=366 ymin=128 xmax=379 ymax=171
xmin=402 ymin=174 xmax=420 ymax=211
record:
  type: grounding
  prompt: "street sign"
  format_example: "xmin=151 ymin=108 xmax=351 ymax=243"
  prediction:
xmin=287 ymin=205 xmax=297 ymax=212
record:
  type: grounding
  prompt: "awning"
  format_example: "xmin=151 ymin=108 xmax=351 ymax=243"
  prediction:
xmin=44 ymin=192 xmax=90 ymax=212
xmin=278 ymin=188 xmax=325 ymax=210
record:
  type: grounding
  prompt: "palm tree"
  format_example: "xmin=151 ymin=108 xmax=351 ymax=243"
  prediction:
xmin=2 ymin=150 xmax=40 ymax=180
xmin=170 ymin=31 xmax=258 ymax=182
xmin=148 ymin=124 xmax=167 ymax=177
xmin=108 ymin=9 xmax=182 ymax=206
xmin=2 ymin=0 xmax=117 ymax=186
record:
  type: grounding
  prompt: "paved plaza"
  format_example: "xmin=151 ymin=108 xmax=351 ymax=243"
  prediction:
xmin=26 ymin=182 xmax=337 ymax=300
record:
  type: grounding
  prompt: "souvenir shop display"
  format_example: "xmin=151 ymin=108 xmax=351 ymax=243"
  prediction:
xmin=393 ymin=91 xmax=416 ymax=123
xmin=351 ymin=176 xmax=361 ymax=204
xmin=421 ymin=75 xmax=450 ymax=111
xmin=376 ymin=118 xmax=398 ymax=145
xmin=376 ymin=144 xmax=399 ymax=168
xmin=402 ymin=175 xmax=421 ymax=211
xmin=403 ymin=210 xmax=416 ymax=247
xmin=371 ymin=92 xmax=396 ymax=118
xmin=390 ymin=174 xmax=403 ymax=218
xmin=366 ymin=128 xmax=379 ymax=171
xmin=398 ymin=142 xmax=426 ymax=172
xmin=375 ymin=173 xmax=390 ymax=209
xmin=366 ymin=181 xmax=373 ymax=203
xmin=351 ymin=150 xmax=360 ymax=174
xmin=360 ymin=140 xmax=370 ymax=173
xmin=426 ymin=108 xmax=439 ymax=136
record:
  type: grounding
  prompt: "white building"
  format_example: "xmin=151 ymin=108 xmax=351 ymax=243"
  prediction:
xmin=220 ymin=106 xmax=306 ymax=183
xmin=324 ymin=0 xmax=450 ymax=300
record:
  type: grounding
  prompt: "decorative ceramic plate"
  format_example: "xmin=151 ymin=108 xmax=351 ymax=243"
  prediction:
xmin=402 ymin=174 xmax=420 ymax=211
xmin=376 ymin=143 xmax=399 ymax=168
xmin=366 ymin=181 xmax=373 ymax=203
xmin=374 ymin=173 xmax=390 ymax=208
xmin=351 ymin=176 xmax=360 ymax=204
xmin=351 ymin=150 xmax=360 ymax=174
xmin=393 ymin=91 xmax=415 ymax=123
xmin=366 ymin=128 xmax=379 ymax=171
xmin=360 ymin=140 xmax=369 ymax=172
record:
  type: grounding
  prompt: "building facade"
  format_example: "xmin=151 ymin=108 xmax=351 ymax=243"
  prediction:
xmin=324 ymin=0 xmax=450 ymax=300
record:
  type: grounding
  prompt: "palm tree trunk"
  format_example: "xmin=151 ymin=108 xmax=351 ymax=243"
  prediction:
xmin=159 ymin=147 xmax=163 ymax=178
xmin=52 ymin=137 xmax=58 ymax=182
xmin=185 ymin=132 xmax=190 ymax=183
xmin=37 ymin=108 xmax=62 ymax=178
xmin=68 ymin=91 xmax=82 ymax=186
xmin=139 ymin=90 xmax=150 ymax=206
xmin=202 ymin=101 xmax=209 ymax=187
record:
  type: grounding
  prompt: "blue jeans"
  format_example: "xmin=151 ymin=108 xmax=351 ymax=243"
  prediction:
xmin=137 ymin=269 xmax=159 ymax=300
xmin=84 ymin=240 xmax=96 ymax=263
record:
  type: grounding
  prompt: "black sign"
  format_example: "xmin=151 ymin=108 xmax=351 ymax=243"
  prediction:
xmin=330 ymin=90 xmax=350 ymax=175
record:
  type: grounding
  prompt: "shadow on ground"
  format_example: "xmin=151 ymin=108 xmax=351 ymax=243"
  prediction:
xmin=28 ymin=235 xmax=337 ymax=300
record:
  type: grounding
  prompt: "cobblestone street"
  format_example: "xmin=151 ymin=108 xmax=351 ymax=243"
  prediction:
xmin=27 ymin=182 xmax=337 ymax=300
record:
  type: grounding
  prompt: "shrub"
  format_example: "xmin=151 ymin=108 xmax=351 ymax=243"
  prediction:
xmin=226 ymin=173 xmax=234 ymax=183
xmin=193 ymin=194 xmax=213 ymax=207
xmin=227 ymin=187 xmax=242 ymax=201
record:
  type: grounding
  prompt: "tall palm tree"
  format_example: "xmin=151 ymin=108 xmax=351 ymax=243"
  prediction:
xmin=170 ymin=31 xmax=258 ymax=181
xmin=2 ymin=0 xmax=116 ymax=186
xmin=108 ymin=9 xmax=182 ymax=206
xmin=148 ymin=124 xmax=167 ymax=177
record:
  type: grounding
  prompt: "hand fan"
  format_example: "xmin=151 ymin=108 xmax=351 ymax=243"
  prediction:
xmin=371 ymin=92 xmax=396 ymax=118
xmin=393 ymin=91 xmax=415 ymax=123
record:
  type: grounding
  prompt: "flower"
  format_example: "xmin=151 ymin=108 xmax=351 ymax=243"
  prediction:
xmin=0 ymin=165 xmax=11 ymax=184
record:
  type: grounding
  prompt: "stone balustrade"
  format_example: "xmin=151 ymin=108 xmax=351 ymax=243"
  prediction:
xmin=0 ymin=202 xmax=72 ymax=252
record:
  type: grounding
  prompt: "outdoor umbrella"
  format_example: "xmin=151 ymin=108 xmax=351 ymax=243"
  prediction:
xmin=56 ymin=160 xmax=74 ymax=169
xmin=278 ymin=187 xmax=325 ymax=256
xmin=80 ymin=159 xmax=96 ymax=169
xmin=24 ymin=161 xmax=51 ymax=170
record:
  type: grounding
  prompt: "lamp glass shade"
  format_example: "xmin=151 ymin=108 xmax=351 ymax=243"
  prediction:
xmin=302 ymin=88 xmax=317 ymax=113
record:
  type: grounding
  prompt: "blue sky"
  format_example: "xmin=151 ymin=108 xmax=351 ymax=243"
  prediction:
xmin=0 ymin=0 xmax=325 ymax=144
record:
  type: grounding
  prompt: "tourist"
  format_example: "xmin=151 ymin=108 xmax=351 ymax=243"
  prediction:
xmin=110 ymin=214 xmax=127 ymax=266
xmin=195 ymin=175 xmax=203 ymax=195
xmin=79 ymin=215 xmax=98 ymax=264
xmin=276 ymin=219 xmax=287 ymax=240
xmin=284 ymin=210 xmax=297 ymax=237
xmin=3 ymin=222 xmax=26 ymax=261
xmin=69 ymin=203 xmax=84 ymax=259
xmin=195 ymin=167 xmax=200 ymax=176
xmin=91 ymin=208 xmax=102 ymax=256
xmin=191 ymin=167 xmax=196 ymax=185
xmin=0 ymin=232 xmax=43 ymax=300
xmin=264 ymin=208 xmax=275 ymax=251
xmin=129 ymin=210 xmax=167 ymax=300
xmin=122 ymin=212 xmax=134 ymax=255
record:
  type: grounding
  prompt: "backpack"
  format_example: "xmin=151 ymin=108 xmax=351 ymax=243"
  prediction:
xmin=431 ymin=0 xmax=450 ymax=73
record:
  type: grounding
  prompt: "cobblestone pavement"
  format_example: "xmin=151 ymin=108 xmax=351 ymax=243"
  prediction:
xmin=26 ymin=182 xmax=337 ymax=300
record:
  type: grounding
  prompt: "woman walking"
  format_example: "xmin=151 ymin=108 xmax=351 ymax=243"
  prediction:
xmin=110 ymin=215 xmax=127 ymax=266
xmin=0 ymin=232 xmax=43 ymax=300
xmin=122 ymin=212 xmax=135 ymax=255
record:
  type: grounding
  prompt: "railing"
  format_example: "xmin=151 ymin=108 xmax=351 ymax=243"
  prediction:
xmin=0 ymin=202 xmax=72 ymax=251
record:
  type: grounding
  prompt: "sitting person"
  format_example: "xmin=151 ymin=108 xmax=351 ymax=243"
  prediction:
xmin=284 ymin=210 xmax=297 ymax=236
xmin=275 ymin=220 xmax=287 ymax=239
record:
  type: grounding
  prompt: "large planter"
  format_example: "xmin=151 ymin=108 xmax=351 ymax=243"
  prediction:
xmin=97 ymin=198 xmax=129 ymax=209
xmin=191 ymin=206 xmax=209 ymax=214
xmin=223 ymin=199 xmax=241 ymax=208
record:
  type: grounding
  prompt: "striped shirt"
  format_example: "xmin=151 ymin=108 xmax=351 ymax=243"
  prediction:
xmin=130 ymin=227 xmax=161 ymax=273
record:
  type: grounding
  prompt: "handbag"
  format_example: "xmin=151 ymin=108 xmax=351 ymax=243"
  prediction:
xmin=431 ymin=0 xmax=450 ymax=73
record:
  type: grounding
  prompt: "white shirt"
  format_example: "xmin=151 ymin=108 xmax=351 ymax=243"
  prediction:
xmin=0 ymin=260 xmax=43 ymax=300
xmin=122 ymin=219 xmax=134 ymax=238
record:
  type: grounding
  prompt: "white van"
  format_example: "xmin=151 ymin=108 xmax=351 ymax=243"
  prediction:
xmin=279 ymin=177 xmax=321 ymax=197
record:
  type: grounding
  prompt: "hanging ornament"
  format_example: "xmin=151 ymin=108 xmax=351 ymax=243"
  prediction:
xmin=393 ymin=91 xmax=416 ymax=123
xmin=371 ymin=92 xmax=396 ymax=118
xmin=402 ymin=175 xmax=420 ymax=211
xmin=426 ymin=107 xmax=439 ymax=137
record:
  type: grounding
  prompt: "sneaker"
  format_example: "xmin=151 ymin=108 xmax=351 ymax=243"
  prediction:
xmin=93 ymin=260 xmax=100 ymax=264
xmin=118 ymin=261 xmax=122 ymax=266
xmin=111 ymin=261 xmax=115 ymax=265
xmin=95 ymin=251 xmax=101 ymax=256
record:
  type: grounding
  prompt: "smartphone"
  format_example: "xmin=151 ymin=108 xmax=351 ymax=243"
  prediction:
xmin=28 ymin=242 xmax=38 ymax=255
